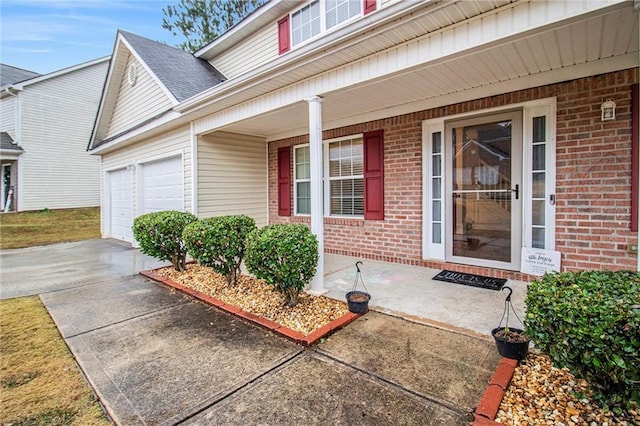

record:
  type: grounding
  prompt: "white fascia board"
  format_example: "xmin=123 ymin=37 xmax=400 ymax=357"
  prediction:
xmin=88 ymin=37 xmax=129 ymax=151
xmin=0 ymin=150 xmax=22 ymax=160
xmin=266 ymin=52 xmax=638 ymax=142
xmin=191 ymin=0 xmax=632 ymax=136
xmin=118 ymin=36 xmax=180 ymax=106
xmin=195 ymin=0 xmax=289 ymax=60
xmin=13 ymin=56 xmax=110 ymax=89
xmin=1 ymin=86 xmax=22 ymax=97
xmin=90 ymin=110 xmax=184 ymax=155
xmin=177 ymin=0 xmax=437 ymax=113
xmin=89 ymin=32 xmax=182 ymax=151
xmin=177 ymin=0 xmax=625 ymax=119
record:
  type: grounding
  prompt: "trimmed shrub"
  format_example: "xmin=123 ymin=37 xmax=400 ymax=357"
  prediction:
xmin=182 ymin=215 xmax=256 ymax=285
xmin=132 ymin=210 xmax=197 ymax=271
xmin=245 ymin=224 xmax=318 ymax=307
xmin=525 ymin=270 xmax=640 ymax=407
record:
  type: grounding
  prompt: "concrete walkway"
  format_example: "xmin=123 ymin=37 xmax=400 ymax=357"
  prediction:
xmin=323 ymin=254 xmax=528 ymax=338
xmin=1 ymin=239 xmax=504 ymax=425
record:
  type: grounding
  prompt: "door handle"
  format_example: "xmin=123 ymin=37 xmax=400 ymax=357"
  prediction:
xmin=509 ymin=184 xmax=519 ymax=200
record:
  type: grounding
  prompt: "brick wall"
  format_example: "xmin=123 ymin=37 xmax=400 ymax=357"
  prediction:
xmin=268 ymin=68 xmax=639 ymax=280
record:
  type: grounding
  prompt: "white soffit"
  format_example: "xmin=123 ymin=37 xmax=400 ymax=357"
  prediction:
xmin=195 ymin=1 xmax=637 ymax=139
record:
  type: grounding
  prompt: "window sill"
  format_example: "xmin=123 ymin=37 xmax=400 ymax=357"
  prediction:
xmin=291 ymin=215 xmax=365 ymax=226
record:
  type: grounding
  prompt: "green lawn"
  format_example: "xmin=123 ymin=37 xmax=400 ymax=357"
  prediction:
xmin=0 ymin=207 xmax=101 ymax=249
xmin=0 ymin=296 xmax=111 ymax=425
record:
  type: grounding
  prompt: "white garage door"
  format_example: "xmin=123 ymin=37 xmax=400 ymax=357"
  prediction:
xmin=140 ymin=156 xmax=183 ymax=214
xmin=109 ymin=168 xmax=133 ymax=242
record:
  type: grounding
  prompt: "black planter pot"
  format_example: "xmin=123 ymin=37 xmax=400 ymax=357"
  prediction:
xmin=346 ymin=291 xmax=370 ymax=314
xmin=491 ymin=327 xmax=530 ymax=361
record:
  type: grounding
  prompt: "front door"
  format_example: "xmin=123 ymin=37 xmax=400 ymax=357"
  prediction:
xmin=2 ymin=163 xmax=12 ymax=212
xmin=445 ymin=111 xmax=522 ymax=270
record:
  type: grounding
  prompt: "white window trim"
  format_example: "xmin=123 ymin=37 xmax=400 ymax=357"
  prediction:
xmin=523 ymin=102 xmax=557 ymax=250
xmin=324 ymin=134 xmax=365 ymax=218
xmin=422 ymin=97 xmax=557 ymax=263
xmin=289 ymin=0 xmax=365 ymax=51
xmin=422 ymin=121 xmax=445 ymax=260
xmin=294 ymin=133 xmax=365 ymax=218
xmin=291 ymin=0 xmax=322 ymax=49
xmin=294 ymin=143 xmax=311 ymax=216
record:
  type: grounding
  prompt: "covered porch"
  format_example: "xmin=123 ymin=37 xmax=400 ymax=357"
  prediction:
xmin=186 ymin=0 xmax=638 ymax=293
xmin=323 ymin=253 xmax=527 ymax=338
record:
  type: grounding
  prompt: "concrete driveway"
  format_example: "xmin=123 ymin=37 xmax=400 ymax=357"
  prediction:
xmin=1 ymin=239 xmax=501 ymax=425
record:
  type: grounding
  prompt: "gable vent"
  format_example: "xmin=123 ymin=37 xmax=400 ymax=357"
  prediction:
xmin=127 ymin=64 xmax=138 ymax=87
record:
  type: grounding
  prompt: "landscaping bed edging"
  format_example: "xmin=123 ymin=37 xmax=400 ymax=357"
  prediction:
xmin=140 ymin=269 xmax=362 ymax=346
xmin=470 ymin=357 xmax=518 ymax=425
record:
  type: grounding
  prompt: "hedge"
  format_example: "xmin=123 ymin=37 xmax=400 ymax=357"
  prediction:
xmin=245 ymin=224 xmax=318 ymax=307
xmin=132 ymin=211 xmax=197 ymax=271
xmin=183 ymin=215 xmax=256 ymax=285
xmin=525 ymin=270 xmax=640 ymax=407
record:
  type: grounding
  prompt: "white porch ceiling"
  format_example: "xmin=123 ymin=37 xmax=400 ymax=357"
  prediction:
xmin=208 ymin=3 xmax=638 ymax=140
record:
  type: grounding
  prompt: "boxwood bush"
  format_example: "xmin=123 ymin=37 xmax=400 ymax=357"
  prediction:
xmin=132 ymin=211 xmax=197 ymax=271
xmin=245 ymin=224 xmax=318 ymax=307
xmin=182 ymin=215 xmax=256 ymax=285
xmin=525 ymin=270 xmax=640 ymax=407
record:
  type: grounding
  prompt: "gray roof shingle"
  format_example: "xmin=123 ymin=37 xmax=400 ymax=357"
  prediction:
xmin=0 ymin=132 xmax=23 ymax=152
xmin=0 ymin=64 xmax=41 ymax=87
xmin=119 ymin=31 xmax=226 ymax=102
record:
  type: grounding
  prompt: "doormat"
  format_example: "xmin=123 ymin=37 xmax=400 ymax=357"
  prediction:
xmin=433 ymin=270 xmax=506 ymax=291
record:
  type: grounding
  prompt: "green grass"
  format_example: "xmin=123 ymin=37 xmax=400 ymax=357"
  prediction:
xmin=0 ymin=207 xmax=100 ymax=249
xmin=0 ymin=296 xmax=111 ymax=425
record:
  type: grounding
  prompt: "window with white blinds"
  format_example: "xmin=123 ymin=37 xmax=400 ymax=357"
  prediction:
xmin=326 ymin=0 xmax=361 ymax=29
xmin=328 ymin=137 xmax=364 ymax=216
xmin=294 ymin=135 xmax=364 ymax=217
xmin=291 ymin=1 xmax=321 ymax=46
xmin=295 ymin=146 xmax=311 ymax=215
xmin=288 ymin=0 xmax=365 ymax=48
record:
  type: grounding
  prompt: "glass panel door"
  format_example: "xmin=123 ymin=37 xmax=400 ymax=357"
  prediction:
xmin=446 ymin=111 xmax=522 ymax=270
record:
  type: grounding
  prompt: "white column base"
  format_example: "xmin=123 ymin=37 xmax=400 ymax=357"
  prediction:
xmin=306 ymin=288 xmax=329 ymax=296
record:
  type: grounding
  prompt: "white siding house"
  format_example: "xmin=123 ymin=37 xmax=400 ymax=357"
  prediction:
xmin=89 ymin=1 xmax=638 ymax=282
xmin=100 ymin=126 xmax=192 ymax=242
xmin=197 ymin=132 xmax=268 ymax=226
xmin=0 ymin=59 xmax=109 ymax=211
xmin=90 ymin=31 xmax=226 ymax=243
xmin=197 ymin=23 xmax=279 ymax=79
xmin=107 ymin=53 xmax=174 ymax=138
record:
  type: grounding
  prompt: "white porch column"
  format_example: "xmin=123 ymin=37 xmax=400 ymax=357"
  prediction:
xmin=307 ymin=96 xmax=326 ymax=295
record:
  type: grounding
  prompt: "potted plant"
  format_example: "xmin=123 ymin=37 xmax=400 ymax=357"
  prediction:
xmin=491 ymin=286 xmax=530 ymax=360
xmin=346 ymin=261 xmax=371 ymax=314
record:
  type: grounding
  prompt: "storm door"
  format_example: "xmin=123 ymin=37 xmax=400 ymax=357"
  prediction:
xmin=445 ymin=111 xmax=522 ymax=270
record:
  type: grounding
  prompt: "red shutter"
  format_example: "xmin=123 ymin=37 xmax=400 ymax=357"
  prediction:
xmin=364 ymin=130 xmax=384 ymax=220
xmin=363 ymin=0 xmax=377 ymax=15
xmin=278 ymin=147 xmax=291 ymax=216
xmin=631 ymin=83 xmax=638 ymax=231
xmin=278 ymin=16 xmax=290 ymax=55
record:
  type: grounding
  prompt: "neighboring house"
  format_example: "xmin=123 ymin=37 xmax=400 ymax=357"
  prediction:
xmin=1 ymin=65 xmax=40 ymax=212
xmin=89 ymin=0 xmax=639 ymax=290
xmin=0 ymin=59 xmax=109 ymax=212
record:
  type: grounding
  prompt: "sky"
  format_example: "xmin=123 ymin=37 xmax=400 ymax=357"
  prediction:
xmin=1 ymin=0 xmax=183 ymax=75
